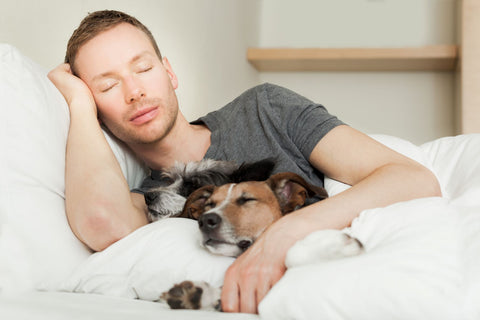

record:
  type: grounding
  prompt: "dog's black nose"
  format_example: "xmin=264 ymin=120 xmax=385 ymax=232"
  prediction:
xmin=144 ymin=192 xmax=158 ymax=206
xmin=199 ymin=213 xmax=221 ymax=232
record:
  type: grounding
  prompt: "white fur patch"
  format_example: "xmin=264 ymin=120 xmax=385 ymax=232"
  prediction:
xmin=285 ymin=229 xmax=364 ymax=268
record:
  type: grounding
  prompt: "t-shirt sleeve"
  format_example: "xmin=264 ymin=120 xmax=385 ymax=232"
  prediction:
xmin=264 ymin=83 xmax=346 ymax=158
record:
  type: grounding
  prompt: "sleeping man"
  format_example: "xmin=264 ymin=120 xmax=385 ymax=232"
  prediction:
xmin=48 ymin=10 xmax=441 ymax=314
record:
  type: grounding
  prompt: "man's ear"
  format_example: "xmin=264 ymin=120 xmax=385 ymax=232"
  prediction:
xmin=267 ymin=172 xmax=328 ymax=214
xmin=162 ymin=57 xmax=178 ymax=90
xmin=179 ymin=185 xmax=215 ymax=219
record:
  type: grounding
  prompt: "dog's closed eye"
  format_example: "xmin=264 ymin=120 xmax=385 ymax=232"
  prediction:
xmin=204 ymin=201 xmax=216 ymax=210
xmin=236 ymin=195 xmax=256 ymax=206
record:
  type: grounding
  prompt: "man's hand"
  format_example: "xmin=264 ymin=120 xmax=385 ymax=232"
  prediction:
xmin=48 ymin=63 xmax=95 ymax=111
xmin=221 ymin=214 xmax=308 ymax=314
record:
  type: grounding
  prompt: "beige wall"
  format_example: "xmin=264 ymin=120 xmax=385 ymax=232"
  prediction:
xmin=258 ymin=0 xmax=457 ymax=144
xmin=1 ymin=0 xmax=458 ymax=143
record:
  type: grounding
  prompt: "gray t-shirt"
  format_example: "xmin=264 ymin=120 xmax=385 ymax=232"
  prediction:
xmin=136 ymin=83 xmax=344 ymax=192
xmin=192 ymin=83 xmax=345 ymax=188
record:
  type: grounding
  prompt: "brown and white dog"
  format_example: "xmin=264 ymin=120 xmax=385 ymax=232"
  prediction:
xmin=180 ymin=171 xmax=328 ymax=257
xmin=160 ymin=169 xmax=364 ymax=310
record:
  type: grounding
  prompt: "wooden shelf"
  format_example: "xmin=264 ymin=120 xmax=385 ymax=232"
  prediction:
xmin=247 ymin=45 xmax=459 ymax=72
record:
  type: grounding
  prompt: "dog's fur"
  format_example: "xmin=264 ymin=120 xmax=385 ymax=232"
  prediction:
xmin=143 ymin=159 xmax=276 ymax=221
xmin=144 ymin=159 xmax=364 ymax=311
xmin=181 ymin=171 xmax=328 ymax=257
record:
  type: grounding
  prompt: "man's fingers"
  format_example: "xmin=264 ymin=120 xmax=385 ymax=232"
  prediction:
xmin=221 ymin=269 xmax=240 ymax=313
xmin=248 ymin=264 xmax=285 ymax=313
xmin=220 ymin=235 xmax=288 ymax=314
xmin=239 ymin=283 xmax=258 ymax=314
xmin=255 ymin=277 xmax=272 ymax=308
xmin=62 ymin=63 xmax=73 ymax=74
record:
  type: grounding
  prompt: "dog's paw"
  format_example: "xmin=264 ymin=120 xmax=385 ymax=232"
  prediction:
xmin=285 ymin=229 xmax=364 ymax=268
xmin=160 ymin=281 xmax=221 ymax=311
xmin=160 ymin=281 xmax=203 ymax=310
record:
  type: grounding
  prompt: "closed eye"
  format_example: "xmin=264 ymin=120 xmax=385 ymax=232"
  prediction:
xmin=204 ymin=201 xmax=216 ymax=210
xmin=138 ymin=66 xmax=152 ymax=73
xmin=135 ymin=61 xmax=153 ymax=73
xmin=236 ymin=196 xmax=256 ymax=206
xmin=100 ymin=81 xmax=118 ymax=93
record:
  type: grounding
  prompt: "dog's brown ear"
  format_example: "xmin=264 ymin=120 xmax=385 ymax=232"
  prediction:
xmin=267 ymin=172 xmax=328 ymax=214
xmin=180 ymin=185 xmax=215 ymax=220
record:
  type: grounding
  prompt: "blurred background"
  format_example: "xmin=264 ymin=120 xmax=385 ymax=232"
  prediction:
xmin=0 ymin=0 xmax=458 ymax=144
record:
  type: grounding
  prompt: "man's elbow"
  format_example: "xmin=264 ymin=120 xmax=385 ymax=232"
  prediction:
xmin=418 ymin=164 xmax=442 ymax=198
xmin=69 ymin=207 xmax=144 ymax=252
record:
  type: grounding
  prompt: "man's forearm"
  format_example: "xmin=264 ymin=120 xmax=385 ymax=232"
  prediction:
xmin=65 ymin=96 xmax=148 ymax=251
xmin=284 ymin=161 xmax=441 ymax=241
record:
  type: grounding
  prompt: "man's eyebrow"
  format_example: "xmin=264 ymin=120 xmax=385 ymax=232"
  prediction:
xmin=91 ymin=51 xmax=156 ymax=82
xmin=130 ymin=51 xmax=155 ymax=63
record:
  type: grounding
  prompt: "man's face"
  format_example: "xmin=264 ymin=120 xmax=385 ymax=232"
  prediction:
xmin=75 ymin=23 xmax=179 ymax=146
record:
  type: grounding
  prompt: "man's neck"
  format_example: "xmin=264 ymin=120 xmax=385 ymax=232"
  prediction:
xmin=129 ymin=120 xmax=211 ymax=170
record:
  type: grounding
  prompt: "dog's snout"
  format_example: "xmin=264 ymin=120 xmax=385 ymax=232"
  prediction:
xmin=199 ymin=213 xmax=221 ymax=232
xmin=144 ymin=192 xmax=158 ymax=206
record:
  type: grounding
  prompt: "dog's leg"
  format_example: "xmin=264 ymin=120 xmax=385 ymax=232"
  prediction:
xmin=285 ymin=230 xmax=364 ymax=268
xmin=160 ymin=281 xmax=222 ymax=311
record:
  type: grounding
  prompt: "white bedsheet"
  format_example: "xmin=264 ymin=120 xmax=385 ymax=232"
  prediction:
xmin=50 ymin=134 xmax=480 ymax=320
xmin=0 ymin=291 xmax=258 ymax=320
xmin=58 ymin=218 xmax=235 ymax=301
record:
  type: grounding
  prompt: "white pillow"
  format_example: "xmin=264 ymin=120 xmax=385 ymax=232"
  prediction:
xmin=420 ymin=134 xmax=480 ymax=319
xmin=421 ymin=134 xmax=480 ymax=204
xmin=0 ymin=44 xmax=147 ymax=293
xmin=59 ymin=218 xmax=234 ymax=301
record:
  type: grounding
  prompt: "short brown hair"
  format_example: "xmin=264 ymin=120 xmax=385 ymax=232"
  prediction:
xmin=65 ymin=10 xmax=162 ymax=75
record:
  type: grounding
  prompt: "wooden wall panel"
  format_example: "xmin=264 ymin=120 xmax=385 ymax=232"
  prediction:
xmin=457 ymin=0 xmax=480 ymax=133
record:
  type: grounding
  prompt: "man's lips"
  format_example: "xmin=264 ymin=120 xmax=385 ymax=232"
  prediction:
xmin=130 ymin=107 xmax=159 ymax=125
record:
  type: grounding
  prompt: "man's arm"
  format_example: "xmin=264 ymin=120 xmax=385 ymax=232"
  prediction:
xmin=49 ymin=64 xmax=148 ymax=252
xmin=221 ymin=125 xmax=441 ymax=313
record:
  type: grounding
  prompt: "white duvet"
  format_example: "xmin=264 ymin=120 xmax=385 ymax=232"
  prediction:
xmin=57 ymin=134 xmax=480 ymax=320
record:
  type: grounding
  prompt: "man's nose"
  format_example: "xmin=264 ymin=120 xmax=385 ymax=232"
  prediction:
xmin=124 ymin=77 xmax=145 ymax=103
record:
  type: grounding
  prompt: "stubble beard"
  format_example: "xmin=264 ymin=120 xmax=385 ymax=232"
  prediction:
xmin=101 ymin=96 xmax=179 ymax=146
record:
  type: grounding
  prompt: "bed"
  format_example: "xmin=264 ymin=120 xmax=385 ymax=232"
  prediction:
xmin=1 ymin=43 xmax=479 ymax=320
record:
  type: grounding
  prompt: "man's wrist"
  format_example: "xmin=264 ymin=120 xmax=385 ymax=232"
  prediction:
xmin=68 ymin=94 xmax=97 ymax=116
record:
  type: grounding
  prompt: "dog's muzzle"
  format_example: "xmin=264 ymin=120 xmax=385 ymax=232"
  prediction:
xmin=198 ymin=213 xmax=253 ymax=253
xmin=198 ymin=213 xmax=221 ymax=232
xmin=144 ymin=191 xmax=158 ymax=206
xmin=143 ymin=190 xmax=187 ymax=220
